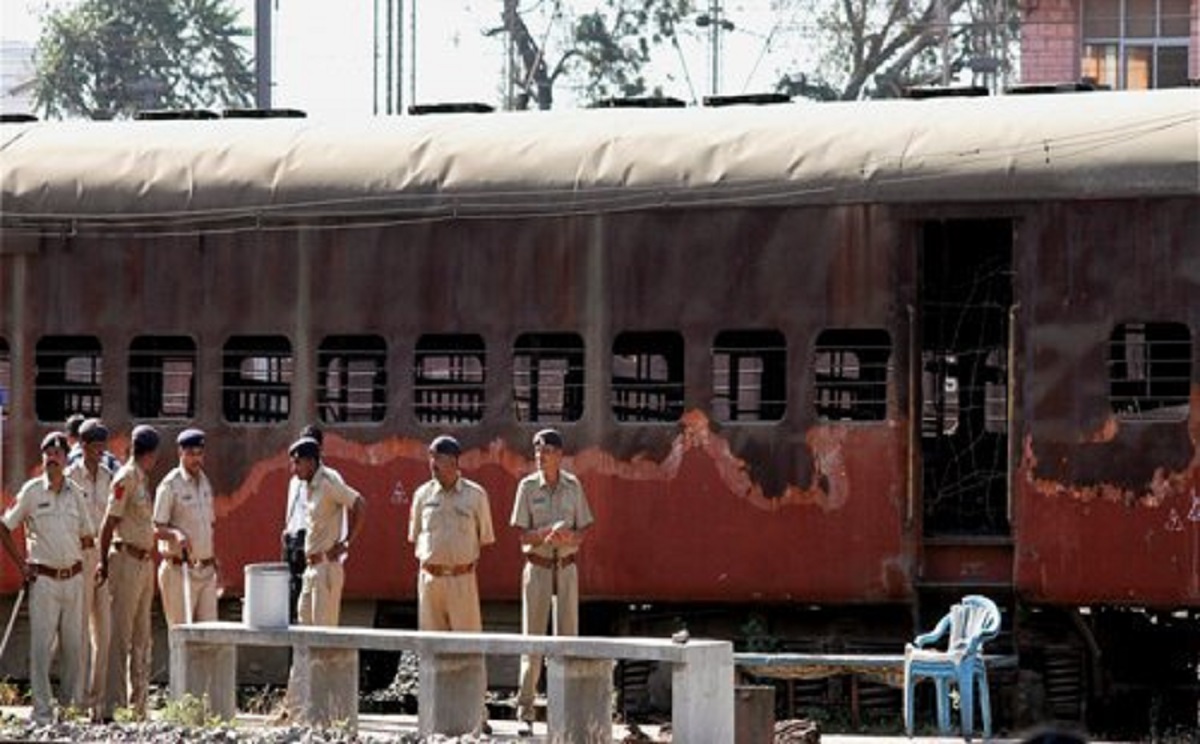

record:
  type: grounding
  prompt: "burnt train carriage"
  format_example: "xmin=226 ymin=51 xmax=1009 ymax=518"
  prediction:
xmin=1 ymin=89 xmax=1198 ymax=730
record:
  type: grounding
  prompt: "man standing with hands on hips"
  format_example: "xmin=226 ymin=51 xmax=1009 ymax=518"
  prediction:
xmin=510 ymin=428 xmax=594 ymax=737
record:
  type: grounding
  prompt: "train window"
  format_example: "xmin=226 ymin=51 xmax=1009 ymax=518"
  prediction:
xmin=612 ymin=331 xmax=684 ymax=423
xmin=0 ymin=338 xmax=9 ymax=420
xmin=814 ymin=329 xmax=891 ymax=422
xmin=318 ymin=335 xmax=387 ymax=424
xmin=513 ymin=333 xmax=584 ymax=423
xmin=35 ymin=336 xmax=103 ymax=423
xmin=1108 ymin=322 xmax=1191 ymax=420
xmin=712 ymin=330 xmax=787 ymax=422
xmin=129 ymin=336 xmax=196 ymax=420
xmin=222 ymin=336 xmax=293 ymax=423
xmin=414 ymin=334 xmax=485 ymax=424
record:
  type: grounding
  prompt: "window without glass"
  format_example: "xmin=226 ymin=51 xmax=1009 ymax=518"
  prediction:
xmin=129 ymin=336 xmax=196 ymax=420
xmin=612 ymin=331 xmax=684 ymax=423
xmin=712 ymin=330 xmax=787 ymax=422
xmin=514 ymin=333 xmax=584 ymax=423
xmin=414 ymin=334 xmax=485 ymax=424
xmin=35 ymin=336 xmax=103 ymax=423
xmin=223 ymin=336 xmax=293 ymax=423
xmin=1109 ymin=321 xmax=1191 ymax=420
xmin=814 ymin=329 xmax=891 ymax=422
xmin=318 ymin=335 xmax=387 ymax=424
xmin=1081 ymin=0 xmax=1191 ymax=89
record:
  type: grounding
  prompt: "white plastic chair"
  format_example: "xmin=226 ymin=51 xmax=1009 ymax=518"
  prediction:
xmin=903 ymin=594 xmax=1001 ymax=739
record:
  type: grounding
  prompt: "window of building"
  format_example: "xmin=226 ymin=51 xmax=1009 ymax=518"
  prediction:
xmin=222 ymin=336 xmax=292 ymax=423
xmin=414 ymin=334 xmax=485 ymax=424
xmin=129 ymin=336 xmax=196 ymax=420
xmin=35 ymin=336 xmax=102 ymax=423
xmin=514 ymin=333 xmax=585 ymax=423
xmin=612 ymin=331 xmax=684 ymax=423
xmin=318 ymin=335 xmax=387 ymax=424
xmin=712 ymin=329 xmax=787 ymax=422
xmin=1109 ymin=321 xmax=1191 ymax=420
xmin=814 ymin=329 xmax=891 ymax=422
xmin=1082 ymin=0 xmax=1191 ymax=89
xmin=0 ymin=338 xmax=9 ymax=420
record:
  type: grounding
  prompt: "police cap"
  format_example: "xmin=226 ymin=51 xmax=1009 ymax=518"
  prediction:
xmin=79 ymin=418 xmax=109 ymax=444
xmin=299 ymin=424 xmax=324 ymax=446
xmin=429 ymin=435 xmax=462 ymax=457
xmin=132 ymin=425 xmax=161 ymax=454
xmin=177 ymin=428 xmax=205 ymax=449
xmin=289 ymin=436 xmax=321 ymax=461
xmin=532 ymin=428 xmax=564 ymax=449
xmin=41 ymin=432 xmax=69 ymax=453
xmin=65 ymin=413 xmax=86 ymax=438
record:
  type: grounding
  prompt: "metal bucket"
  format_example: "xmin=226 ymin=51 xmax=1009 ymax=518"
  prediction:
xmin=243 ymin=562 xmax=290 ymax=628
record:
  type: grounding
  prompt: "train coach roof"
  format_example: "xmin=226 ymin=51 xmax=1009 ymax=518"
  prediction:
xmin=1 ymin=89 xmax=1196 ymax=227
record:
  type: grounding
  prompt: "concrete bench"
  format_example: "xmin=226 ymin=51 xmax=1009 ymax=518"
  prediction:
xmin=170 ymin=621 xmax=733 ymax=743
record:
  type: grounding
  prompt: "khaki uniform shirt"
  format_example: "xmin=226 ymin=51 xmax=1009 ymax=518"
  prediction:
xmin=2 ymin=475 xmax=93 ymax=568
xmin=510 ymin=469 xmax=593 ymax=560
xmin=65 ymin=459 xmax=112 ymax=537
xmin=409 ymin=476 xmax=495 ymax=565
xmin=107 ymin=462 xmax=155 ymax=550
xmin=153 ymin=466 xmax=215 ymax=561
xmin=302 ymin=465 xmax=361 ymax=555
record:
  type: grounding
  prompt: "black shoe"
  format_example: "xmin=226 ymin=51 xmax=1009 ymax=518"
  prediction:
xmin=480 ymin=720 xmax=493 ymax=735
xmin=518 ymin=720 xmax=535 ymax=737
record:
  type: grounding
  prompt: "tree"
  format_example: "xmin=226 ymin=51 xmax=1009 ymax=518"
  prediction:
xmin=494 ymin=0 xmax=693 ymax=110
xmin=32 ymin=0 xmax=255 ymax=120
xmin=773 ymin=0 xmax=1019 ymax=100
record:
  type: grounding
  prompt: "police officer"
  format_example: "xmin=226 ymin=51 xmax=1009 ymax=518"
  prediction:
xmin=0 ymin=433 xmax=94 ymax=723
xmin=510 ymin=429 xmax=594 ymax=736
xmin=281 ymin=425 xmax=322 ymax=623
xmin=64 ymin=419 xmax=113 ymax=718
xmin=97 ymin=424 xmax=160 ymax=722
xmin=154 ymin=428 xmax=218 ymax=626
xmin=408 ymin=435 xmax=495 ymax=735
xmin=290 ymin=436 xmax=364 ymax=626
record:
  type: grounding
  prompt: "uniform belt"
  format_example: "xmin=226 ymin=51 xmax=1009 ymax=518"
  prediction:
xmin=33 ymin=561 xmax=83 ymax=580
xmin=114 ymin=542 xmax=153 ymax=561
xmin=526 ymin=553 xmax=576 ymax=570
xmin=168 ymin=556 xmax=217 ymax=568
xmin=421 ymin=562 xmax=475 ymax=577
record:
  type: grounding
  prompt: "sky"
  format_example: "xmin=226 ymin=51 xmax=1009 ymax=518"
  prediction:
xmin=0 ymin=0 xmax=813 ymax=118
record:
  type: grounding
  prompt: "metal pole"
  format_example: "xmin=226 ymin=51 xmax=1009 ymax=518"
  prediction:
xmin=710 ymin=0 xmax=720 ymax=96
xmin=255 ymin=0 xmax=272 ymax=109
xmin=409 ymin=0 xmax=417 ymax=109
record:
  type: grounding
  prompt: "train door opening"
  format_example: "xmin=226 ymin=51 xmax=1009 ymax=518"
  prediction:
xmin=918 ymin=220 xmax=1013 ymax=537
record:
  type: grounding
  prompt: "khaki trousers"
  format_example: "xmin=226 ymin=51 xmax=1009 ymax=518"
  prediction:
xmin=517 ymin=562 xmax=579 ymax=723
xmin=82 ymin=547 xmax=110 ymax=714
xmin=417 ymin=571 xmax=482 ymax=631
xmin=28 ymin=571 xmax=86 ymax=721
xmin=103 ymin=550 xmax=154 ymax=719
xmin=298 ymin=561 xmax=343 ymax=627
xmin=157 ymin=562 xmax=218 ymax=627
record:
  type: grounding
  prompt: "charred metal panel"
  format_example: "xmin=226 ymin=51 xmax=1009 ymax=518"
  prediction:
xmin=0 ymin=204 xmax=913 ymax=604
xmin=1014 ymin=199 xmax=1200 ymax=607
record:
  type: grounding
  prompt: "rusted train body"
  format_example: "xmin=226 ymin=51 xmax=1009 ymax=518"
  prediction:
xmin=1 ymin=89 xmax=1197 ymax=729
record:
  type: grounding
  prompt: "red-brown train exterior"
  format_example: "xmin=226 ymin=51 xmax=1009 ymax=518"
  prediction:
xmin=1 ymin=89 xmax=1197 ymax=730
